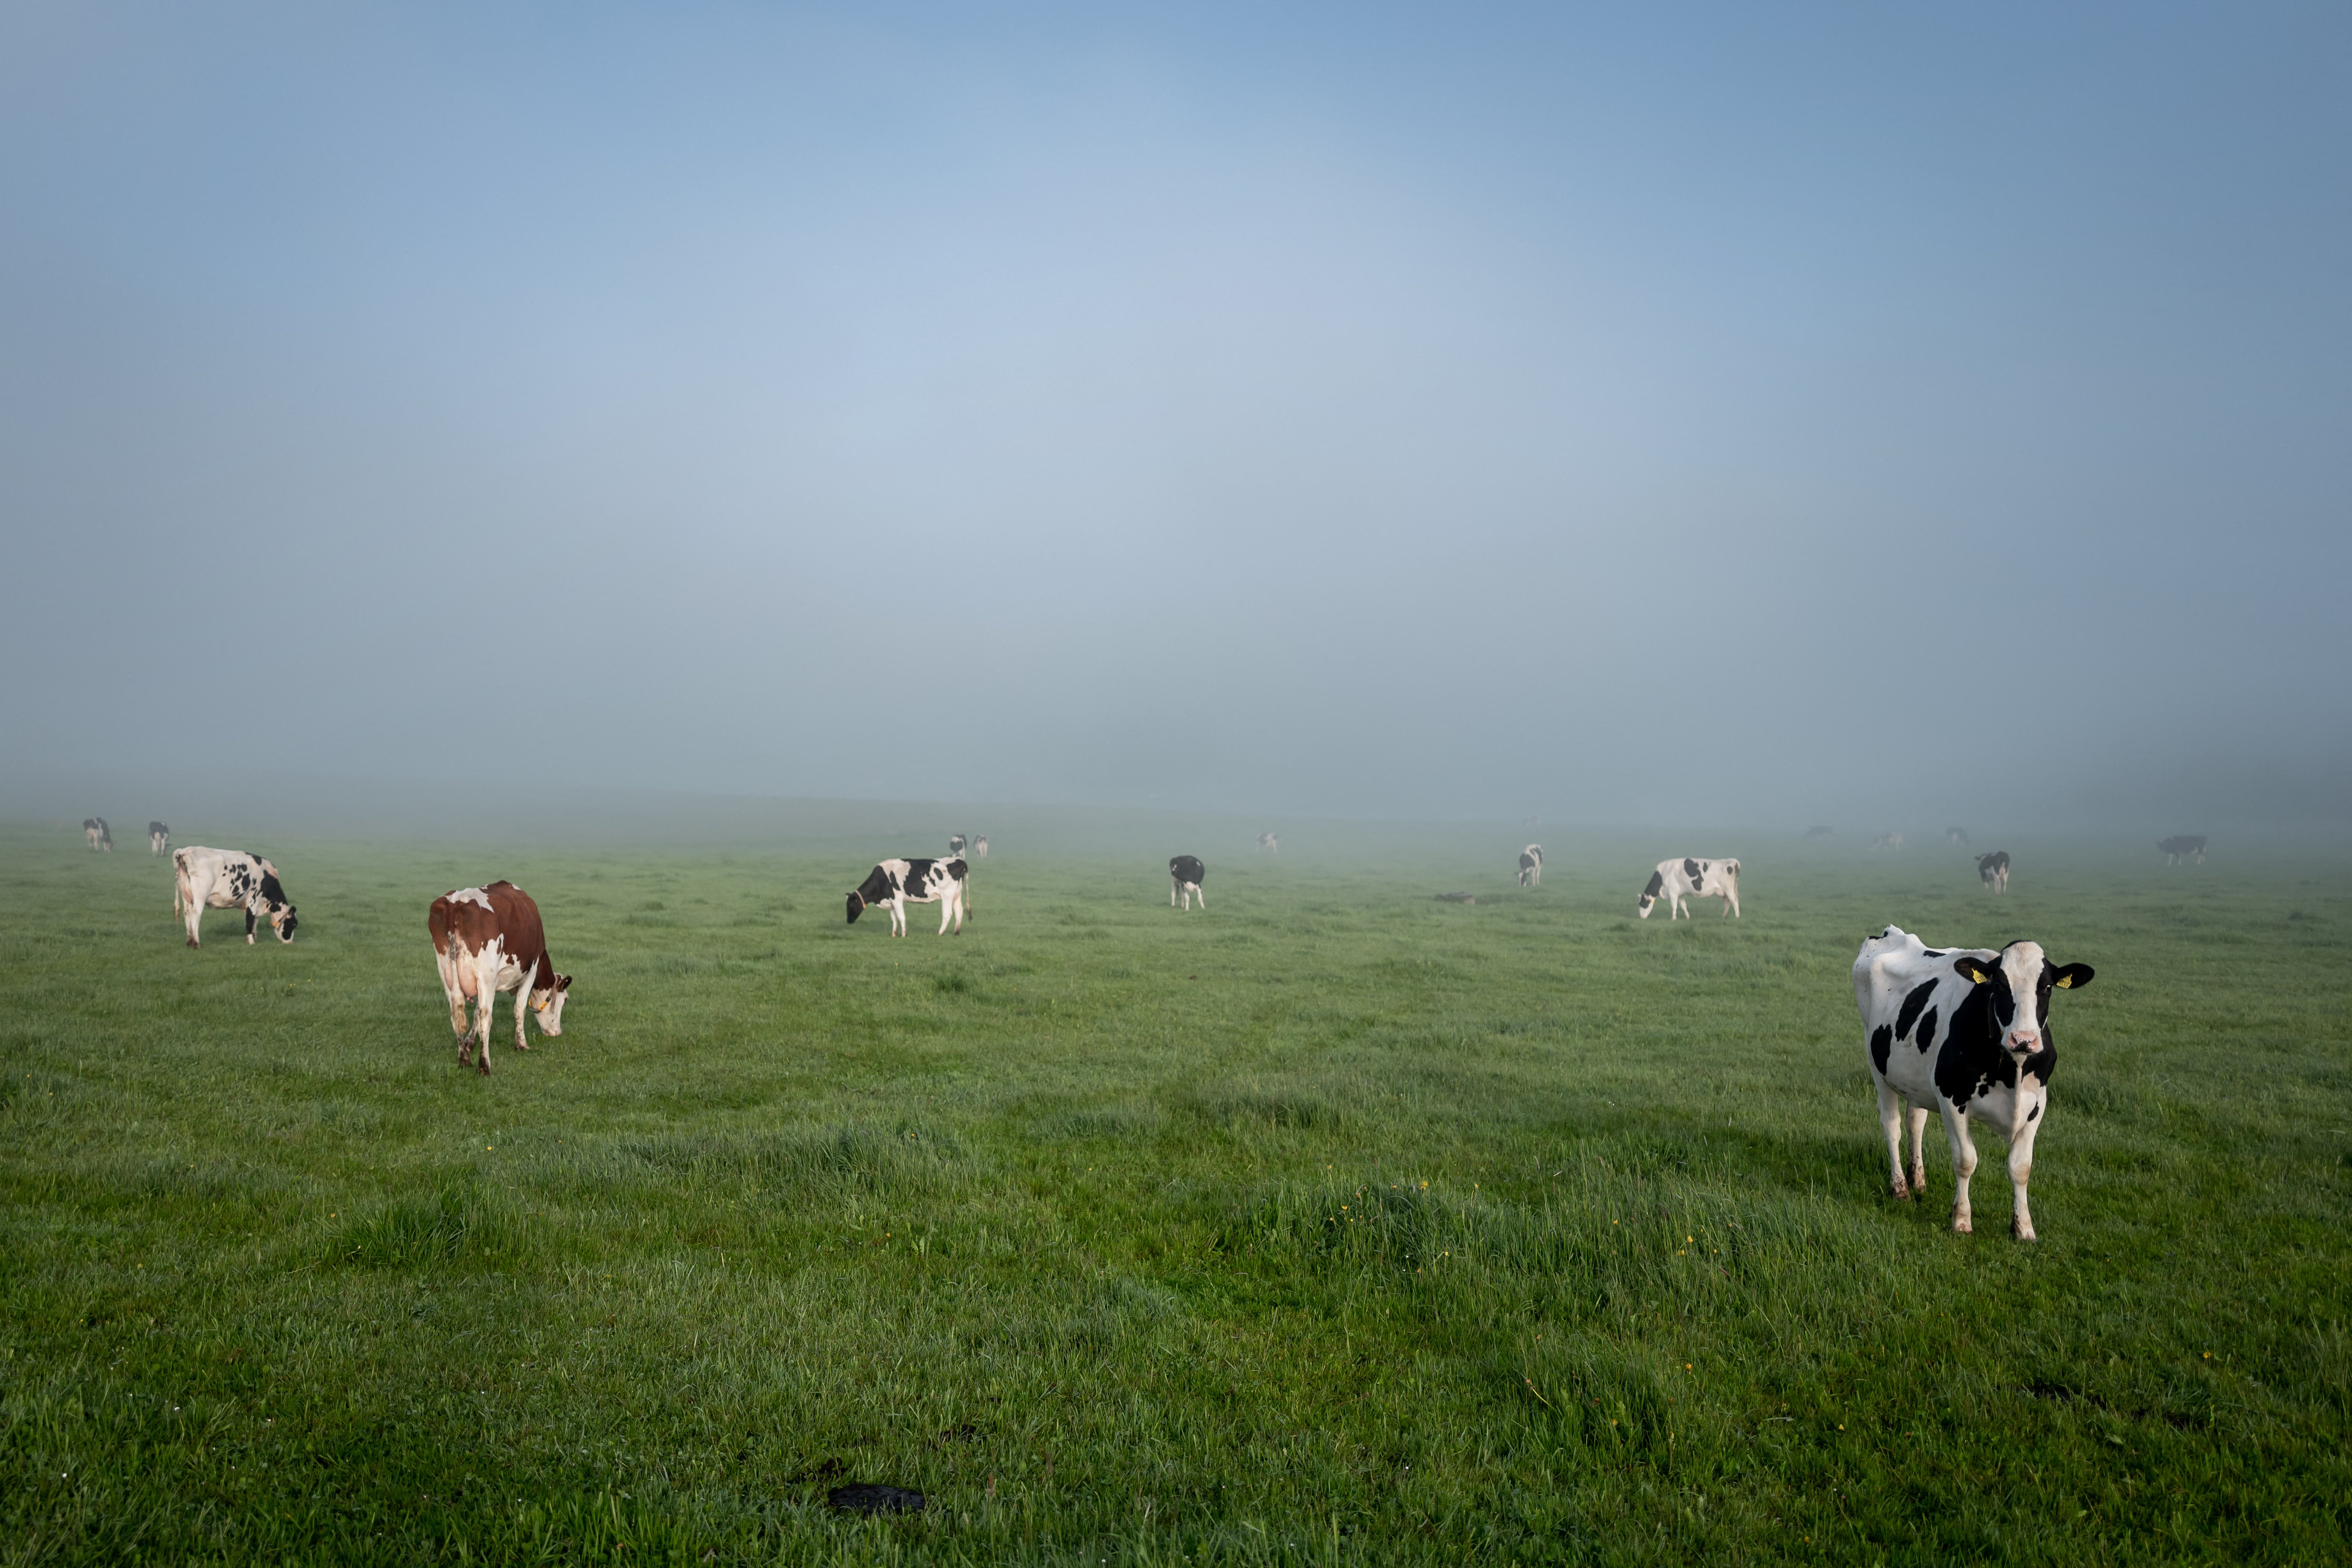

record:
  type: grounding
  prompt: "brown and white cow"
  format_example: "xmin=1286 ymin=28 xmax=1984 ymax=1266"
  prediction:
xmin=429 ymin=881 xmax=571 ymax=1075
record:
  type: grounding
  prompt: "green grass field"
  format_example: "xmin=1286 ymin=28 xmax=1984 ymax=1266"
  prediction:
xmin=1 ymin=819 xmax=2346 ymax=1564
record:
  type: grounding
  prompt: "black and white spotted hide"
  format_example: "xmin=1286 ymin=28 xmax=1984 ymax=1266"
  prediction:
xmin=949 ymin=835 xmax=968 ymax=857
xmin=1977 ymin=851 xmax=2010 ymax=893
xmin=1257 ymin=833 xmax=1278 ymax=855
xmin=1854 ymin=925 xmax=2093 ymax=1239
xmin=171 ymin=846 xmax=298 ymax=947
xmin=149 ymin=822 xmax=170 ymax=856
xmin=847 ymin=857 xmax=968 ymax=936
xmin=2158 ymin=836 xmax=2207 ymax=865
xmin=1170 ymin=855 xmax=1206 ymax=910
xmin=1518 ymin=844 xmax=1543 ymax=887
xmin=83 ymin=818 xmax=112 ymax=851
xmin=1636 ymin=857 xmax=1740 ymax=920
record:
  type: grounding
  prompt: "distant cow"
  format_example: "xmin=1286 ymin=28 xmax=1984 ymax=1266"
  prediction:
xmin=1854 ymin=925 xmax=2093 ymax=1239
xmin=1257 ymin=832 xmax=1279 ymax=855
xmin=848 ymin=857 xmax=969 ymax=936
xmin=1947 ymin=827 xmax=1971 ymax=847
xmin=1804 ymin=825 xmax=1835 ymax=840
xmin=1977 ymin=851 xmax=2010 ymax=893
xmin=949 ymin=835 xmax=968 ymax=857
xmin=2158 ymin=835 xmax=2207 ymax=866
xmin=1517 ymin=844 xmax=1543 ymax=887
xmin=974 ymin=835 xmax=988 ymax=859
xmin=429 ymin=882 xmax=571 ymax=1075
xmin=149 ymin=822 xmax=170 ymax=856
xmin=1170 ymin=855 xmax=1206 ymax=910
xmin=1870 ymin=832 xmax=1905 ymax=852
xmin=172 ymin=847 xmax=296 ymax=946
xmin=1637 ymin=857 xmax=1740 ymax=920
xmin=83 ymin=818 xmax=112 ymax=851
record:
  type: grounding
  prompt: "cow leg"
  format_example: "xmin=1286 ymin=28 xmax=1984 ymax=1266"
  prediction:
xmin=512 ymin=962 xmax=538 ymax=1052
xmin=467 ymin=949 xmax=503 ymax=1074
xmin=179 ymin=873 xmax=202 ymax=946
xmin=1906 ymin=1103 xmax=1930 ymax=1194
xmin=1172 ymin=878 xmax=1180 ymax=907
xmin=436 ymin=946 xmax=469 ymax=1037
xmin=1940 ymin=1102 xmax=1978 ymax=1233
xmin=890 ymin=897 xmax=907 ymax=937
xmin=2007 ymin=1105 xmax=2043 ymax=1241
xmin=1877 ymin=1080 xmax=1911 ymax=1199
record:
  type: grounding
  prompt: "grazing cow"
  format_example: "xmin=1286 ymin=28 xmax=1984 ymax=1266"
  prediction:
xmin=1257 ymin=832 xmax=1279 ymax=855
xmin=1636 ymin=857 xmax=1740 ymax=920
xmin=1947 ymin=827 xmax=1971 ymax=848
xmin=1170 ymin=855 xmax=1206 ymax=910
xmin=149 ymin=822 xmax=170 ymax=856
xmin=83 ymin=818 xmax=112 ymax=851
xmin=1870 ymin=832 xmax=1905 ymax=852
xmin=429 ymin=882 xmax=571 ymax=1075
xmin=1804 ymin=825 xmax=1835 ymax=840
xmin=1853 ymin=925 xmax=2093 ymax=1239
xmin=2158 ymin=835 xmax=2207 ymax=866
xmin=1977 ymin=851 xmax=2011 ymax=893
xmin=848 ymin=857 xmax=969 ymax=936
xmin=171 ymin=847 xmax=297 ymax=946
xmin=1517 ymin=844 xmax=1543 ymax=887
xmin=949 ymin=835 xmax=968 ymax=857
xmin=974 ymin=835 xmax=988 ymax=859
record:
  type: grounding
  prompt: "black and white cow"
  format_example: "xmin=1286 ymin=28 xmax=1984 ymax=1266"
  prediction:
xmin=1870 ymin=832 xmax=1905 ymax=852
xmin=848 ymin=857 xmax=968 ymax=936
xmin=974 ymin=835 xmax=988 ymax=859
xmin=949 ymin=835 xmax=968 ymax=857
xmin=172 ymin=846 xmax=297 ymax=946
xmin=1170 ymin=855 xmax=1206 ymax=910
xmin=1517 ymin=844 xmax=1543 ymax=887
xmin=1636 ymin=857 xmax=1740 ymax=919
xmin=2158 ymin=835 xmax=2207 ymax=866
xmin=83 ymin=818 xmax=112 ymax=851
xmin=1854 ymin=925 xmax=2094 ymax=1239
xmin=1977 ymin=851 xmax=2010 ymax=893
xmin=149 ymin=821 xmax=170 ymax=856
xmin=1257 ymin=832 xmax=1279 ymax=855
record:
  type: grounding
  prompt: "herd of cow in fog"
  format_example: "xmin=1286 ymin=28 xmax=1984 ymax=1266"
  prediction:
xmin=72 ymin=817 xmax=2211 ymax=1239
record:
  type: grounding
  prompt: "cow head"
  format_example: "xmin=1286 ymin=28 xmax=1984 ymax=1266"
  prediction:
xmin=531 ymin=972 xmax=573 ymax=1035
xmin=258 ymin=873 xmax=298 ymax=941
xmin=1636 ymin=869 xmax=1665 ymax=918
xmin=846 ymin=891 xmax=866 ymax=924
xmin=1953 ymin=942 xmax=2093 ymax=1057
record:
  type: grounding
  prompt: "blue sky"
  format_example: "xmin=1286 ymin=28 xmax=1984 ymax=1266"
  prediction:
xmin=5 ymin=4 xmax=2346 ymax=826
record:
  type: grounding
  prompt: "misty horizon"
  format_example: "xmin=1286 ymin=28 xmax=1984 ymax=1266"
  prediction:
xmin=5 ymin=6 xmax=2347 ymax=832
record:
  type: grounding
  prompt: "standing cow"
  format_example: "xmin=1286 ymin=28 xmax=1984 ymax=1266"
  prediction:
xmin=1517 ymin=845 xmax=1543 ymax=887
xmin=949 ymin=835 xmax=968 ymax=858
xmin=848 ymin=857 xmax=969 ymax=936
xmin=1636 ymin=857 xmax=1740 ymax=919
xmin=1977 ymin=851 xmax=2010 ymax=893
xmin=172 ymin=847 xmax=297 ymax=946
xmin=1257 ymin=833 xmax=1279 ymax=855
xmin=149 ymin=822 xmax=170 ymax=856
xmin=2158 ymin=836 xmax=2207 ymax=865
xmin=429 ymin=882 xmax=571 ymax=1075
xmin=974 ymin=835 xmax=988 ymax=859
xmin=83 ymin=818 xmax=112 ymax=851
xmin=1946 ymin=827 xmax=1971 ymax=848
xmin=1854 ymin=925 xmax=2093 ymax=1240
xmin=1170 ymin=855 xmax=1206 ymax=910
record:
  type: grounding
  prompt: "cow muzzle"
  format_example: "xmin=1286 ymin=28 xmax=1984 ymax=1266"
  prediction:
xmin=2007 ymin=1031 xmax=2043 ymax=1055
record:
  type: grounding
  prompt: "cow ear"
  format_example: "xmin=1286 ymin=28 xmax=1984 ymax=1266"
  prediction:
xmin=1953 ymin=956 xmax=1994 ymax=984
xmin=2051 ymin=963 xmax=2093 ymax=989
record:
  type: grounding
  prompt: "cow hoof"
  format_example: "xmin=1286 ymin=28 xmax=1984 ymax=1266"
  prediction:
xmin=2012 ymin=1221 xmax=2037 ymax=1241
xmin=1951 ymin=1216 xmax=1972 ymax=1234
xmin=1889 ymin=1181 xmax=1911 ymax=1201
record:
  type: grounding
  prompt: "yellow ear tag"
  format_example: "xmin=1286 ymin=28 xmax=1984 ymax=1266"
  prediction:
xmin=2053 ymin=975 xmax=2074 ymax=988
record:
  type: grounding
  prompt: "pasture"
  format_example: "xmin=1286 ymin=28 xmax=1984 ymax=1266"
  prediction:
xmin=0 ymin=819 xmax=2346 ymax=1564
